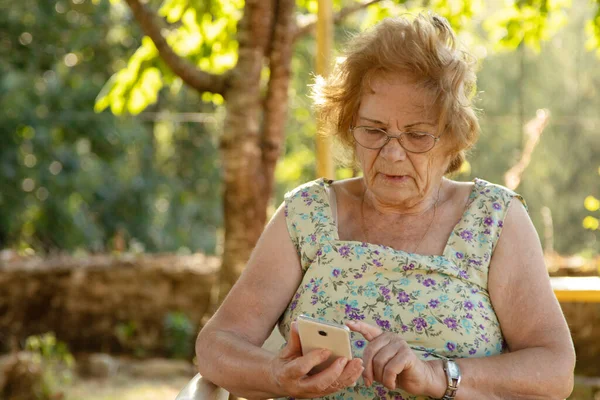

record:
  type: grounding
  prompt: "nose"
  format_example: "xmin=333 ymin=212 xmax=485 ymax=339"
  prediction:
xmin=379 ymin=135 xmax=408 ymax=162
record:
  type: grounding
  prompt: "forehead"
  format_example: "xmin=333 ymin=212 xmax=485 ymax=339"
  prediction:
xmin=359 ymin=74 xmax=438 ymax=123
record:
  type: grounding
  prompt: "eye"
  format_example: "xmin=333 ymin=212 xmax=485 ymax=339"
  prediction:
xmin=406 ymin=131 xmax=429 ymax=140
xmin=364 ymin=127 xmax=385 ymax=135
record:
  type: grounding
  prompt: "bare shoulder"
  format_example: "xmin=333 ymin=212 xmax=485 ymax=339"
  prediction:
xmin=443 ymin=178 xmax=475 ymax=205
xmin=330 ymin=177 xmax=364 ymax=200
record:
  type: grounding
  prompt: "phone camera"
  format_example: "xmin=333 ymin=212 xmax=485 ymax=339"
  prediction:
xmin=318 ymin=330 xmax=328 ymax=336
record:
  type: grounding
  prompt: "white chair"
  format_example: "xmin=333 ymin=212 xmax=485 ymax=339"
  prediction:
xmin=176 ymin=327 xmax=285 ymax=400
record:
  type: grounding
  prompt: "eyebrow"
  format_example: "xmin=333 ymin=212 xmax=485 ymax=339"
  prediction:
xmin=358 ymin=116 xmax=436 ymax=128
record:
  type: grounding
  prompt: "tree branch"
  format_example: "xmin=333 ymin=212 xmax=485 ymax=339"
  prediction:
xmin=293 ymin=0 xmax=383 ymax=41
xmin=124 ymin=0 xmax=230 ymax=95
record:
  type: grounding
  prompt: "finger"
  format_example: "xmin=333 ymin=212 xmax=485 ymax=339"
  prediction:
xmin=381 ymin=353 xmax=407 ymax=390
xmin=299 ymin=356 xmax=349 ymax=395
xmin=338 ymin=358 xmax=365 ymax=387
xmin=285 ymin=348 xmax=332 ymax=379
xmin=280 ymin=321 xmax=303 ymax=359
xmin=372 ymin=344 xmax=401 ymax=386
xmin=345 ymin=320 xmax=383 ymax=341
xmin=361 ymin=335 xmax=392 ymax=385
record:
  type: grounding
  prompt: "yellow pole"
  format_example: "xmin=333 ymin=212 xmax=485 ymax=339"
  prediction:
xmin=316 ymin=0 xmax=334 ymax=179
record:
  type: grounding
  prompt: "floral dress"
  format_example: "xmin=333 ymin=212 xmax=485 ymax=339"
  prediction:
xmin=276 ymin=177 xmax=526 ymax=400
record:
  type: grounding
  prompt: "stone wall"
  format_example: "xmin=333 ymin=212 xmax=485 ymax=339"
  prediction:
xmin=0 ymin=254 xmax=218 ymax=356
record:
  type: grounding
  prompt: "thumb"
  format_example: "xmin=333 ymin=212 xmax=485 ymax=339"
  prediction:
xmin=279 ymin=321 xmax=303 ymax=359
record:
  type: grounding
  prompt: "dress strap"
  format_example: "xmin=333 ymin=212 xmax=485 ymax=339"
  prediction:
xmin=283 ymin=178 xmax=338 ymax=272
xmin=444 ymin=178 xmax=527 ymax=289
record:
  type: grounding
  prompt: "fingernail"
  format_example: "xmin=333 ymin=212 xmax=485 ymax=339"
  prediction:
xmin=339 ymin=357 xmax=348 ymax=366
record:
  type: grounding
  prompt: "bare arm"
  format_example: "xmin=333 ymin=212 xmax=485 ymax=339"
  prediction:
xmin=426 ymin=200 xmax=576 ymax=399
xmin=195 ymin=203 xmax=363 ymax=399
xmin=195 ymin=203 xmax=302 ymax=398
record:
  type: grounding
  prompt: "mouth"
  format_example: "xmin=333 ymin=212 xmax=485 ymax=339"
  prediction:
xmin=380 ymin=173 xmax=410 ymax=182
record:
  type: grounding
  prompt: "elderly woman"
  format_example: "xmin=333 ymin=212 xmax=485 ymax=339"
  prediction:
xmin=195 ymin=13 xmax=575 ymax=400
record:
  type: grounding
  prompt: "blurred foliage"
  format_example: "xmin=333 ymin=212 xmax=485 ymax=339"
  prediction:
xmin=0 ymin=0 xmax=599 ymax=257
xmin=24 ymin=332 xmax=75 ymax=398
xmin=163 ymin=311 xmax=195 ymax=359
xmin=0 ymin=0 xmax=222 ymax=255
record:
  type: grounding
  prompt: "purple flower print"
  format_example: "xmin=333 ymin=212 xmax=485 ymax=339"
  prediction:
xmin=484 ymin=216 xmax=494 ymax=226
xmin=301 ymin=191 xmax=309 ymax=198
xmin=459 ymin=270 xmax=469 ymax=279
xmin=376 ymin=386 xmax=387 ymax=397
xmin=290 ymin=300 xmax=298 ymax=310
xmin=354 ymin=273 xmax=363 ymax=279
xmin=312 ymin=285 xmax=319 ymax=293
xmin=469 ymin=348 xmax=477 ymax=355
xmin=355 ymin=340 xmax=365 ymax=348
xmin=412 ymin=317 xmax=428 ymax=331
xmin=423 ymin=278 xmax=436 ymax=287
xmin=493 ymin=202 xmax=502 ymax=210
xmin=464 ymin=300 xmax=474 ymax=311
xmin=339 ymin=245 xmax=351 ymax=258
xmin=332 ymin=268 xmax=341 ymax=278
xmin=483 ymin=229 xmax=491 ymax=235
xmin=401 ymin=324 xmax=409 ymax=332
xmin=460 ymin=229 xmax=474 ymax=242
xmin=316 ymin=249 xmax=322 ymax=257
xmin=379 ymin=286 xmax=391 ymax=300
xmin=466 ymin=313 xmax=473 ymax=319
xmin=478 ymin=301 xmax=484 ymax=309
xmin=498 ymin=221 xmax=503 ymax=228
xmin=373 ymin=259 xmax=383 ymax=267
xmin=455 ymin=252 xmax=464 ymax=259
xmin=397 ymin=291 xmax=410 ymax=304
xmin=376 ymin=318 xmax=391 ymax=330
xmin=428 ymin=299 xmax=440 ymax=308
xmin=446 ymin=341 xmax=456 ymax=352
xmin=349 ymin=312 xmax=365 ymax=321
xmin=311 ymin=295 xmax=318 ymax=305
xmin=444 ymin=317 xmax=458 ymax=330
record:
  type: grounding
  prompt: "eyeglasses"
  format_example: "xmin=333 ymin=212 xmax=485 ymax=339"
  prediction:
xmin=350 ymin=125 xmax=441 ymax=153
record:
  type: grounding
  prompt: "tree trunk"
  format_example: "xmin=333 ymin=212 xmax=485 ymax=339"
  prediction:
xmin=218 ymin=0 xmax=273 ymax=302
xmin=218 ymin=0 xmax=295 ymax=303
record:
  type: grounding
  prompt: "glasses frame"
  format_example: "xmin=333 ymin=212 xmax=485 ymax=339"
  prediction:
xmin=349 ymin=125 xmax=442 ymax=154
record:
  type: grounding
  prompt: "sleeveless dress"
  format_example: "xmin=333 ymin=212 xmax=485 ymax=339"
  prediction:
xmin=276 ymin=177 xmax=526 ymax=400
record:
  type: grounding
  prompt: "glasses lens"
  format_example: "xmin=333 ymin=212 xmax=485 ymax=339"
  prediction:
xmin=400 ymin=132 xmax=435 ymax=153
xmin=353 ymin=127 xmax=388 ymax=149
xmin=353 ymin=127 xmax=436 ymax=152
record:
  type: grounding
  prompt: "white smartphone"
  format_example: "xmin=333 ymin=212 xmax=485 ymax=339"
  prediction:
xmin=296 ymin=314 xmax=353 ymax=375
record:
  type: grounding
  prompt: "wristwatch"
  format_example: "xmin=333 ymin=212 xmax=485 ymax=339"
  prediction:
xmin=441 ymin=358 xmax=461 ymax=399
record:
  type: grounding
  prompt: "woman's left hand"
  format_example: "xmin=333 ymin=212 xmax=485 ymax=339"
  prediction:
xmin=345 ymin=320 xmax=435 ymax=395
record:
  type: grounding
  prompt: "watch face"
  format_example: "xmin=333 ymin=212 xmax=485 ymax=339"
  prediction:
xmin=447 ymin=361 xmax=459 ymax=377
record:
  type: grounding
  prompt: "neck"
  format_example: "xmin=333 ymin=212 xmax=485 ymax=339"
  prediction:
xmin=362 ymin=179 xmax=445 ymax=217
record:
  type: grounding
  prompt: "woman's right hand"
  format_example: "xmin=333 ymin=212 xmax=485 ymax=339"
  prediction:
xmin=269 ymin=322 xmax=364 ymax=398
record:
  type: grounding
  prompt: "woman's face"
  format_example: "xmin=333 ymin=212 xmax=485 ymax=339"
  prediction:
xmin=355 ymin=74 xmax=452 ymax=209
